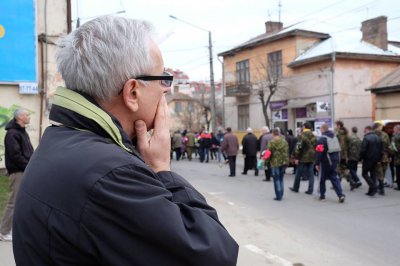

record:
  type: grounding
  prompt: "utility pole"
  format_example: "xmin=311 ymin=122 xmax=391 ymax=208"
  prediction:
xmin=329 ymin=52 xmax=336 ymax=128
xmin=208 ymin=31 xmax=217 ymax=132
xmin=169 ymin=15 xmax=217 ymax=132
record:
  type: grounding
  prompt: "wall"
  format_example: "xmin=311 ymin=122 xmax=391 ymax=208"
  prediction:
xmin=0 ymin=0 xmax=67 ymax=169
xmin=375 ymin=92 xmax=400 ymax=119
xmin=333 ymin=59 xmax=399 ymax=130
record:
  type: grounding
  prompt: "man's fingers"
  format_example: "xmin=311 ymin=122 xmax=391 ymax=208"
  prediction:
xmin=135 ymin=120 xmax=148 ymax=149
xmin=153 ymin=96 xmax=169 ymax=133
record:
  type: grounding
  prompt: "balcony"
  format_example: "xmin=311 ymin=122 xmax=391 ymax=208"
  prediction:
xmin=225 ymin=82 xmax=252 ymax=96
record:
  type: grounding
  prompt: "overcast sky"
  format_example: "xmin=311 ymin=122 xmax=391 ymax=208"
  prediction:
xmin=72 ymin=0 xmax=400 ymax=82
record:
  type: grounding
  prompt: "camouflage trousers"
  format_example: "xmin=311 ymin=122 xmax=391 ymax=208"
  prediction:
xmin=375 ymin=162 xmax=388 ymax=181
xmin=337 ymin=160 xmax=352 ymax=184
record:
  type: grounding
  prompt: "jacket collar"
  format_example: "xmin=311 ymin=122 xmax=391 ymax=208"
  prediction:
xmin=50 ymin=87 xmax=138 ymax=156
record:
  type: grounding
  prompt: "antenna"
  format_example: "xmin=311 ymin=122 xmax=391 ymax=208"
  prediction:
xmin=278 ymin=0 xmax=282 ymax=23
xmin=267 ymin=9 xmax=271 ymax=21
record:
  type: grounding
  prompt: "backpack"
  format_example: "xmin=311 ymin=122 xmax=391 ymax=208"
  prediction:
xmin=321 ymin=135 xmax=341 ymax=153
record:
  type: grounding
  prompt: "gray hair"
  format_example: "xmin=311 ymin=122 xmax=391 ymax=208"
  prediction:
xmin=261 ymin=126 xmax=269 ymax=134
xmin=14 ymin=109 xmax=28 ymax=119
xmin=56 ymin=16 xmax=156 ymax=100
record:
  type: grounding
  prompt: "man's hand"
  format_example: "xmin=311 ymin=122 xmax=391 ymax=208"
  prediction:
xmin=315 ymin=164 xmax=320 ymax=172
xmin=135 ymin=96 xmax=171 ymax=173
xmin=295 ymin=159 xmax=299 ymax=165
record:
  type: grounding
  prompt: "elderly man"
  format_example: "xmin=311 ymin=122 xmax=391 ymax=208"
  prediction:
xmin=0 ymin=109 xmax=33 ymax=241
xmin=242 ymin=127 xmax=259 ymax=176
xmin=13 ymin=16 xmax=238 ymax=265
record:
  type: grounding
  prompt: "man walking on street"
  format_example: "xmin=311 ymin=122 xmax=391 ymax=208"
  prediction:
xmin=348 ymin=126 xmax=362 ymax=190
xmin=242 ymin=127 xmax=259 ymax=176
xmin=359 ymin=125 xmax=383 ymax=197
xmin=315 ymin=124 xmax=345 ymax=203
xmin=259 ymin=126 xmax=273 ymax=181
xmin=12 ymin=16 xmax=238 ymax=265
xmin=0 ymin=109 xmax=33 ymax=241
xmin=267 ymin=129 xmax=289 ymax=201
xmin=391 ymin=125 xmax=400 ymax=190
xmin=222 ymin=127 xmax=239 ymax=177
xmin=335 ymin=120 xmax=352 ymax=185
xmin=373 ymin=122 xmax=390 ymax=195
xmin=290 ymin=122 xmax=317 ymax=194
xmin=185 ymin=129 xmax=195 ymax=161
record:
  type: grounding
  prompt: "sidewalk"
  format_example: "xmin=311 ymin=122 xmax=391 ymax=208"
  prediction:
xmin=0 ymin=241 xmax=14 ymax=266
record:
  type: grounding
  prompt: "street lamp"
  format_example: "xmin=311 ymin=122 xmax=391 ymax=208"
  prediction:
xmin=169 ymin=15 xmax=217 ymax=133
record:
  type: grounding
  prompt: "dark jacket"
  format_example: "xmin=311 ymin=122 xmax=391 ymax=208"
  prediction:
xmin=221 ymin=132 xmax=239 ymax=156
xmin=359 ymin=131 xmax=383 ymax=164
xmin=4 ymin=118 xmax=34 ymax=174
xmin=242 ymin=133 xmax=258 ymax=157
xmin=315 ymin=130 xmax=340 ymax=166
xmin=285 ymin=134 xmax=297 ymax=156
xmin=13 ymin=88 xmax=238 ymax=266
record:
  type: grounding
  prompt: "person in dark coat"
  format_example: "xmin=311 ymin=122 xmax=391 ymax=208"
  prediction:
xmin=242 ymin=127 xmax=259 ymax=176
xmin=359 ymin=125 xmax=383 ymax=197
xmin=221 ymin=127 xmax=239 ymax=177
xmin=0 ymin=109 xmax=33 ymax=242
xmin=12 ymin=16 xmax=238 ymax=265
xmin=315 ymin=124 xmax=345 ymax=202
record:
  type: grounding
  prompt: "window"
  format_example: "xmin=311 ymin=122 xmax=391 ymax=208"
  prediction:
xmin=236 ymin=60 xmax=250 ymax=84
xmin=238 ymin=105 xmax=249 ymax=131
xmin=175 ymin=102 xmax=182 ymax=113
xmin=268 ymin=50 xmax=282 ymax=80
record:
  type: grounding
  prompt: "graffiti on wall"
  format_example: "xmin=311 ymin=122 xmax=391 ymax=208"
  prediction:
xmin=0 ymin=105 xmax=22 ymax=162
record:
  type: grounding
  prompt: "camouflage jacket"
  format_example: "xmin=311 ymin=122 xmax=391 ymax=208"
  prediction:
xmin=294 ymin=130 xmax=316 ymax=163
xmin=267 ymin=137 xmax=289 ymax=168
xmin=375 ymin=130 xmax=390 ymax=163
xmin=391 ymin=133 xmax=400 ymax=166
xmin=336 ymin=129 xmax=349 ymax=161
xmin=347 ymin=133 xmax=361 ymax=161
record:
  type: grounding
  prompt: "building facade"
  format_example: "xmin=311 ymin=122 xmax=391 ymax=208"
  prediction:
xmin=219 ymin=16 xmax=400 ymax=134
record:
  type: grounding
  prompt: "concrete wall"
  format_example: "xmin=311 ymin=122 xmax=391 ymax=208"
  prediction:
xmin=0 ymin=0 xmax=67 ymax=169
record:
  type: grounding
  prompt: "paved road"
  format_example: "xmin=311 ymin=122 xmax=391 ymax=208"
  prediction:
xmin=2 ymin=157 xmax=399 ymax=266
xmin=171 ymin=158 xmax=400 ymax=266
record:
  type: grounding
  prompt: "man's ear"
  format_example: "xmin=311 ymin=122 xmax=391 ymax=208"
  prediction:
xmin=122 ymin=79 xmax=140 ymax=112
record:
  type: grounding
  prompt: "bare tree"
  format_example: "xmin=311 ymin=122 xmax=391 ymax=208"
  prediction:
xmin=256 ymin=56 xmax=282 ymax=128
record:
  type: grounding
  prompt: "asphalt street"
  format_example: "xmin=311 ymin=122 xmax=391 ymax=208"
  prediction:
xmin=171 ymin=157 xmax=400 ymax=266
xmin=1 ymin=157 xmax=399 ymax=266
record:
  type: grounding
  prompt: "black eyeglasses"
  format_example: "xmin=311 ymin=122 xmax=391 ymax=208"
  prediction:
xmin=119 ymin=71 xmax=173 ymax=94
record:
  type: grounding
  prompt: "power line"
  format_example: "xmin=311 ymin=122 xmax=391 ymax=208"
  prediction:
xmin=287 ymin=0 xmax=347 ymax=25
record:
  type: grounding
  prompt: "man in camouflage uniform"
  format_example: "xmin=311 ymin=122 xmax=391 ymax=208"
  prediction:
xmin=290 ymin=122 xmax=317 ymax=194
xmin=373 ymin=122 xmax=390 ymax=195
xmin=267 ymin=128 xmax=289 ymax=201
xmin=347 ymin=126 xmax=362 ymax=190
xmin=390 ymin=125 xmax=400 ymax=190
xmin=334 ymin=121 xmax=352 ymax=184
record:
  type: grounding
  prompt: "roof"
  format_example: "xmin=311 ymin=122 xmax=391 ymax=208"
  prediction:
xmin=218 ymin=25 xmax=329 ymax=57
xmin=290 ymin=33 xmax=400 ymax=67
xmin=368 ymin=66 xmax=400 ymax=93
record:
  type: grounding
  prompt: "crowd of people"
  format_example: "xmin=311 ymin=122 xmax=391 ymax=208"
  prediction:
xmin=171 ymin=121 xmax=400 ymax=203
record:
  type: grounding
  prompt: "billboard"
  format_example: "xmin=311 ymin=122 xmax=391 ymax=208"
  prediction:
xmin=0 ymin=0 xmax=36 ymax=82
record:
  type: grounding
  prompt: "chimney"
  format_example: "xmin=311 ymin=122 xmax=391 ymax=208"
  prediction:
xmin=361 ymin=16 xmax=388 ymax=50
xmin=265 ymin=21 xmax=283 ymax=34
